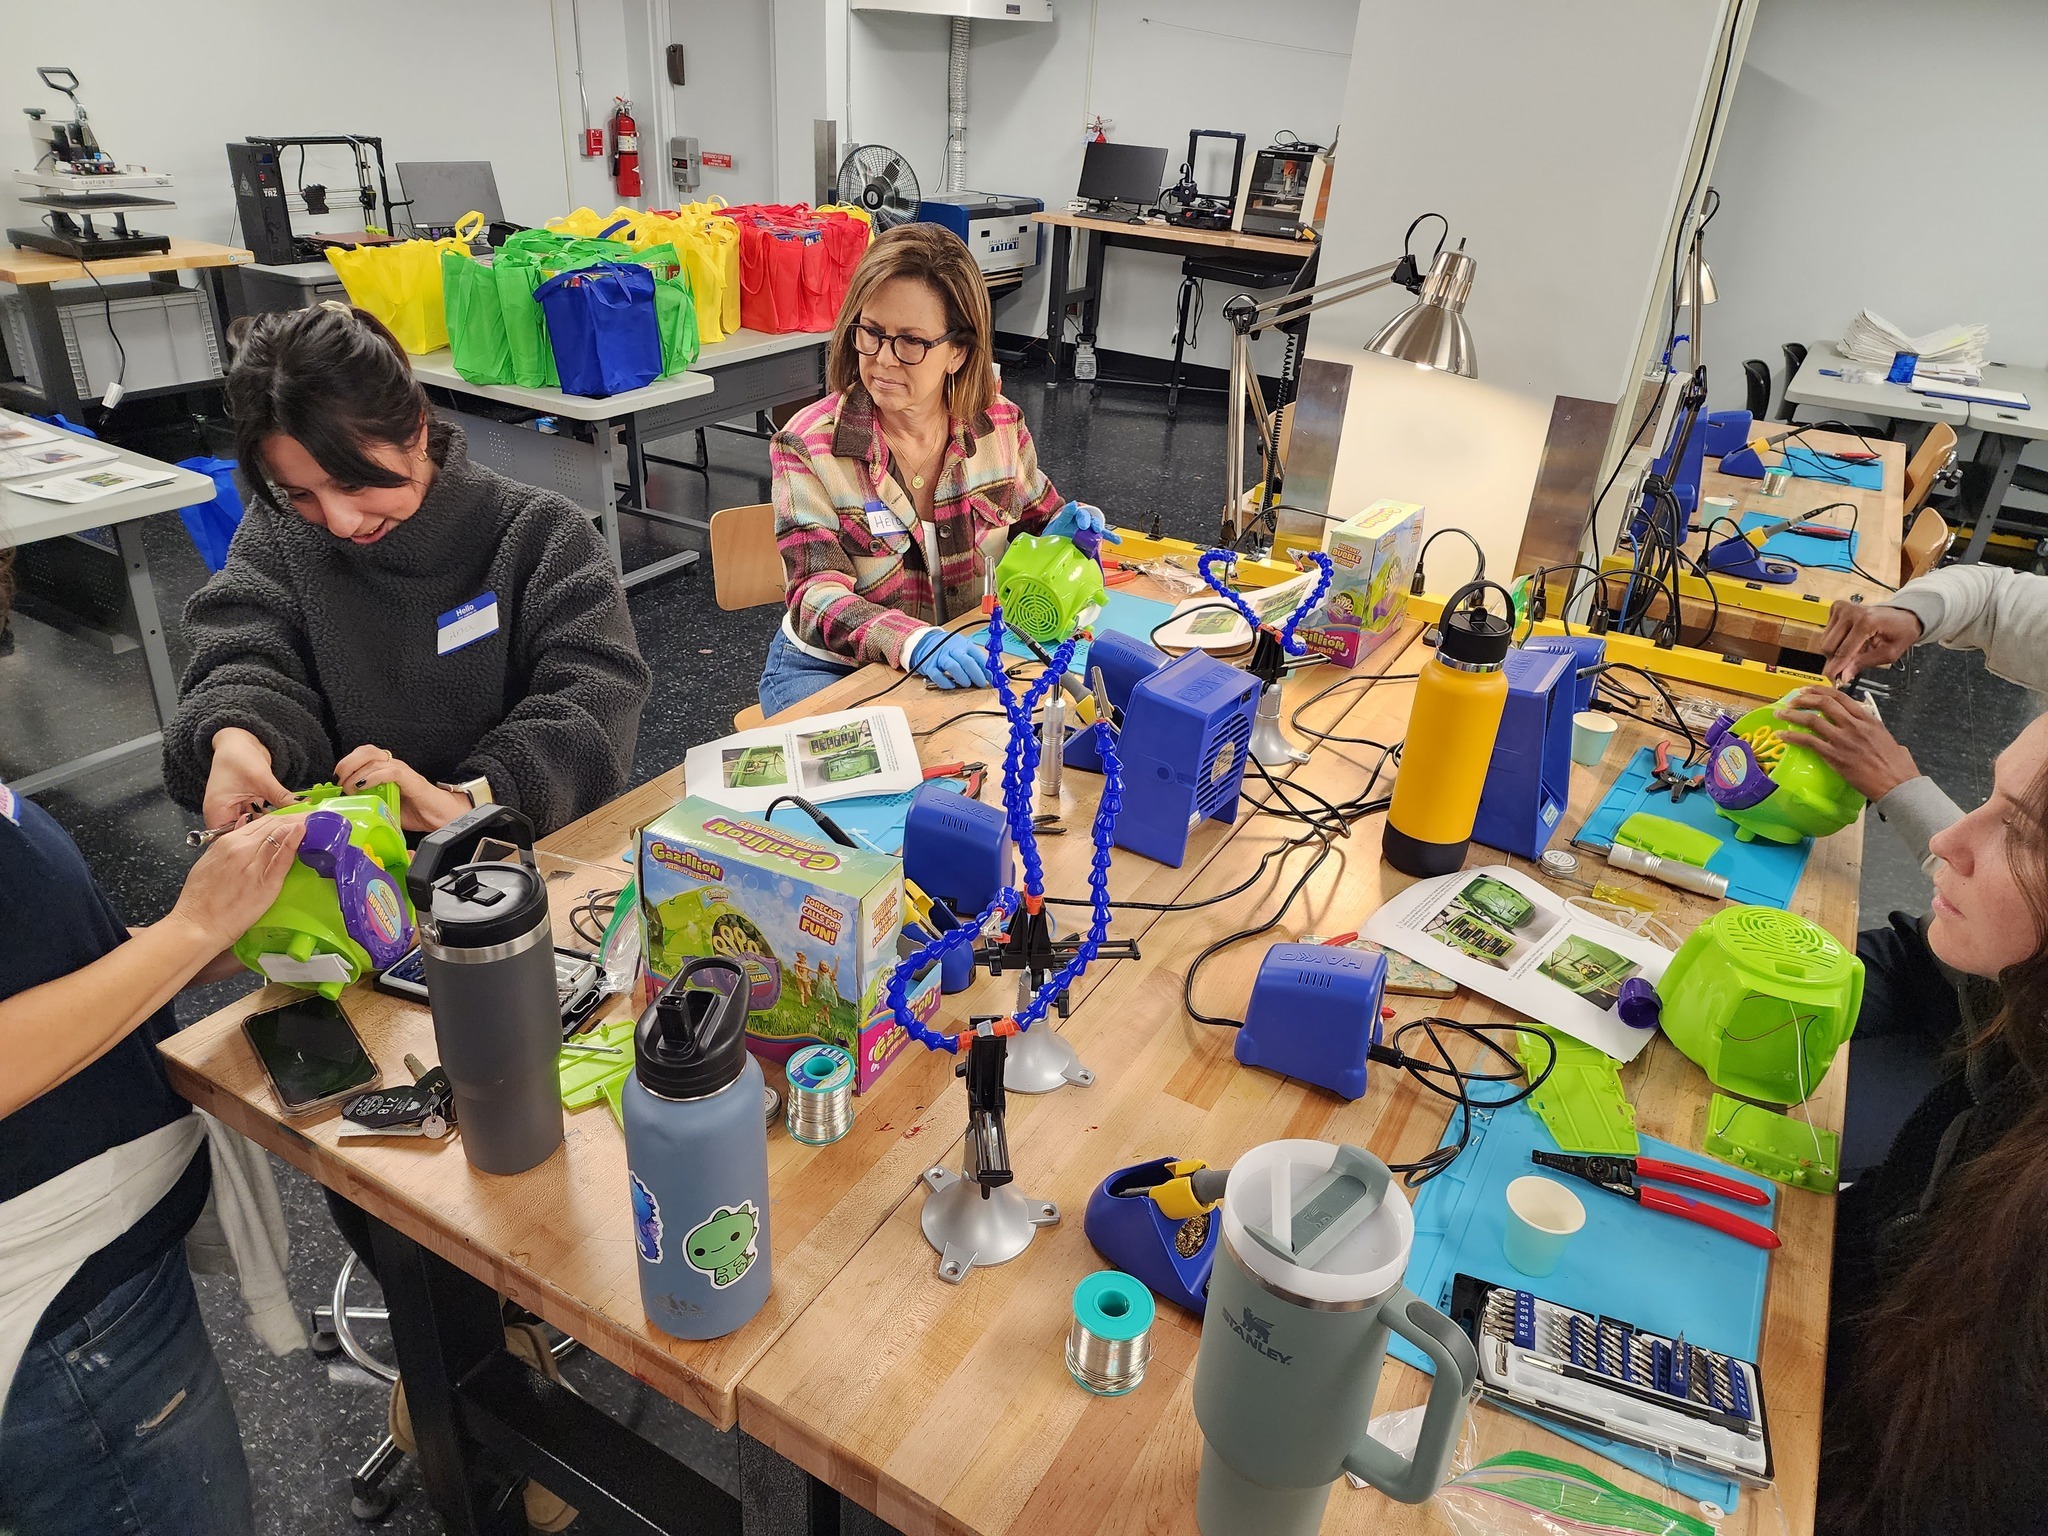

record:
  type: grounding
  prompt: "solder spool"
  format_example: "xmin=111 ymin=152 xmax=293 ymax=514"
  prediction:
xmin=785 ymin=1044 xmax=855 ymax=1145
xmin=1066 ymin=1270 xmax=1155 ymax=1395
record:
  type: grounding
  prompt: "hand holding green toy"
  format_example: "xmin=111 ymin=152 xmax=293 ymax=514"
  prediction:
xmin=1774 ymin=687 xmax=1920 ymax=803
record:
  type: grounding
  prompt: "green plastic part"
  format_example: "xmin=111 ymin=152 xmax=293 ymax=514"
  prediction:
xmin=1713 ymin=692 xmax=1866 ymax=846
xmin=1614 ymin=811 xmax=1722 ymax=868
xmin=1514 ymin=1025 xmax=1638 ymax=1155
xmin=232 ymin=782 xmax=412 ymax=1000
xmin=559 ymin=1014 xmax=638 ymax=1110
xmin=1658 ymin=905 xmax=1864 ymax=1105
xmin=994 ymin=531 xmax=1107 ymax=642
xmin=1441 ymin=1452 xmax=1715 ymax=1536
xmin=1706 ymin=1093 xmax=1839 ymax=1194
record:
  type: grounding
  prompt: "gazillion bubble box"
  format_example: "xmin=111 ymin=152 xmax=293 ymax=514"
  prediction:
xmin=637 ymin=795 xmax=936 ymax=1093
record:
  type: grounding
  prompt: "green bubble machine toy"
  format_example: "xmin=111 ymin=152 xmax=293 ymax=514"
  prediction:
xmin=233 ymin=782 xmax=416 ymax=999
xmin=1702 ymin=692 xmax=1865 ymax=845
xmin=995 ymin=531 xmax=1108 ymax=644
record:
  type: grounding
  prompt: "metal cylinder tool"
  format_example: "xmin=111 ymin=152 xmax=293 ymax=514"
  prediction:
xmin=784 ymin=1043 xmax=855 ymax=1146
xmin=1067 ymin=1270 xmax=1155 ymax=1396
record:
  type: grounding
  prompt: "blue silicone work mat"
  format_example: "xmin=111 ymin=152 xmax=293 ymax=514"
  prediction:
xmin=1576 ymin=746 xmax=1811 ymax=909
xmin=762 ymin=774 xmax=964 ymax=857
xmin=1782 ymin=445 xmax=1884 ymax=490
xmin=973 ymin=588 xmax=1176 ymax=673
xmin=1391 ymin=1097 xmax=1777 ymax=1509
xmin=1738 ymin=511 xmax=1858 ymax=572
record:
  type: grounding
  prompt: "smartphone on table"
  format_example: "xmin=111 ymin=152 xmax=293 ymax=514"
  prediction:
xmin=242 ymin=994 xmax=379 ymax=1116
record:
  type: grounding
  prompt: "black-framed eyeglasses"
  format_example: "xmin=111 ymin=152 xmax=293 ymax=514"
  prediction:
xmin=851 ymin=321 xmax=957 ymax=366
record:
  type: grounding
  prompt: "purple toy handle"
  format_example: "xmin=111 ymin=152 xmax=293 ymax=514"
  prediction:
xmin=297 ymin=809 xmax=415 ymax=969
xmin=1702 ymin=714 xmax=1777 ymax=812
xmin=1073 ymin=524 xmax=1103 ymax=565
xmin=1617 ymin=976 xmax=1661 ymax=1030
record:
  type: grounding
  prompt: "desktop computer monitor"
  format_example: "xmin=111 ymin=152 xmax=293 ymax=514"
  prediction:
xmin=1077 ymin=142 xmax=1168 ymax=210
xmin=395 ymin=161 xmax=505 ymax=234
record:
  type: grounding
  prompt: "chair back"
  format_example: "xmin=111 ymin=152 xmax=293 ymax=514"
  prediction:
xmin=1777 ymin=342 xmax=1809 ymax=418
xmin=1903 ymin=421 xmax=1957 ymax=516
xmin=1899 ymin=505 xmax=1953 ymax=587
xmin=709 ymin=502 xmax=785 ymax=611
xmin=1742 ymin=359 xmax=1771 ymax=420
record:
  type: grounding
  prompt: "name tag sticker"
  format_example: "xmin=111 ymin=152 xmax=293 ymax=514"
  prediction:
xmin=437 ymin=592 xmax=500 ymax=656
xmin=863 ymin=499 xmax=910 ymax=540
xmin=0 ymin=783 xmax=16 ymax=824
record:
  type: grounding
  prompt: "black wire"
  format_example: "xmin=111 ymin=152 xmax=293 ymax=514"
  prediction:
xmin=1378 ymin=1018 xmax=1558 ymax=1187
xmin=1589 ymin=661 xmax=1701 ymax=762
xmin=1418 ymin=527 xmax=1485 ymax=590
xmin=1151 ymin=600 xmax=1246 ymax=649
xmin=1288 ymin=670 xmax=1419 ymax=746
xmin=762 ymin=794 xmax=854 ymax=847
xmin=568 ymin=888 xmax=618 ymax=948
xmin=79 ymin=262 xmax=126 ymax=397
xmin=1181 ymin=830 xmax=1340 ymax=1027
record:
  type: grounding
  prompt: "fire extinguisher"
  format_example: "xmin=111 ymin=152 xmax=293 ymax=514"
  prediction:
xmin=610 ymin=97 xmax=641 ymax=198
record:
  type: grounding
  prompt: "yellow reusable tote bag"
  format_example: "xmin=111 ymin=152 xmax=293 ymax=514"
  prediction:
xmin=328 ymin=215 xmax=481 ymax=355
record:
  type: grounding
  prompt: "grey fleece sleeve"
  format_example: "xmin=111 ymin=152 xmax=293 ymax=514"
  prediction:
xmin=161 ymin=517 xmax=334 ymax=811
xmin=1872 ymin=775 xmax=1965 ymax=866
xmin=456 ymin=513 xmax=651 ymax=836
xmin=1884 ymin=565 xmax=2048 ymax=696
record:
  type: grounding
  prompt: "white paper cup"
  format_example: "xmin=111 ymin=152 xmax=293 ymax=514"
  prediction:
xmin=1571 ymin=710 xmax=1617 ymax=768
xmin=1503 ymin=1176 xmax=1585 ymax=1278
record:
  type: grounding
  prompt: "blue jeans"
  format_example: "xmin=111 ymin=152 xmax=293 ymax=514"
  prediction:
xmin=758 ymin=626 xmax=859 ymax=717
xmin=0 ymin=1247 xmax=253 ymax=1536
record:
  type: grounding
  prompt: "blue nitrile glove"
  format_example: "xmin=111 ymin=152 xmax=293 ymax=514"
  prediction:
xmin=1043 ymin=501 xmax=1122 ymax=552
xmin=909 ymin=630 xmax=992 ymax=689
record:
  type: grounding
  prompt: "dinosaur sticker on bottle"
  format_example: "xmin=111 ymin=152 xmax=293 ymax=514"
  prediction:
xmin=685 ymin=1201 xmax=761 ymax=1289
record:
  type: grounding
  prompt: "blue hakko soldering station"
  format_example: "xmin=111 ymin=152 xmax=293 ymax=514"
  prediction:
xmin=1471 ymin=645 xmax=1580 ymax=860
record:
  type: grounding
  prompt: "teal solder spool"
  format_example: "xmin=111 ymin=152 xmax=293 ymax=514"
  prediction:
xmin=1067 ymin=1270 xmax=1156 ymax=1395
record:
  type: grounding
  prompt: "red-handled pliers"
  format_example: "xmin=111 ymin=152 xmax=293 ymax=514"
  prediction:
xmin=1531 ymin=1151 xmax=1779 ymax=1250
xmin=923 ymin=761 xmax=987 ymax=798
xmin=1648 ymin=741 xmax=1704 ymax=802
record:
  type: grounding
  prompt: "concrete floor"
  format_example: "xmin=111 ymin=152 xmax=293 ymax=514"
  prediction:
xmin=2 ymin=356 xmax=2037 ymax=1533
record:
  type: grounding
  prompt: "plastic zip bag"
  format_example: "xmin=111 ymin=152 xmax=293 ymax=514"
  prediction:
xmin=1436 ymin=1451 xmax=1716 ymax=1536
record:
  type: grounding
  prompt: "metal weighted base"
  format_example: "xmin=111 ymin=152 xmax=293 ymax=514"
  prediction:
xmin=1249 ymin=682 xmax=1308 ymax=766
xmin=1002 ymin=1020 xmax=1095 ymax=1093
xmin=920 ymin=1166 xmax=1059 ymax=1284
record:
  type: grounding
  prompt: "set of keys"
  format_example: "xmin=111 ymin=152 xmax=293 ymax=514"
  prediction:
xmin=342 ymin=1054 xmax=457 ymax=1140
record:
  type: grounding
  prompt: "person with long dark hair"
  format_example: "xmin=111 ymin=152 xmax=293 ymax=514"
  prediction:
xmin=162 ymin=301 xmax=651 ymax=837
xmin=1818 ymin=711 xmax=2048 ymax=1534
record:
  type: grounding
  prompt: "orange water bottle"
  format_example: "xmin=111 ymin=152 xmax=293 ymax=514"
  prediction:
xmin=1384 ymin=581 xmax=1514 ymax=877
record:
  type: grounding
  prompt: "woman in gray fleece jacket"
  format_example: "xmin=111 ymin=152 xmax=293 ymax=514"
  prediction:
xmin=163 ymin=303 xmax=651 ymax=838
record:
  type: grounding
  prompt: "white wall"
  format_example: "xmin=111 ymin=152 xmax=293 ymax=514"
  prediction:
xmin=845 ymin=0 xmax=1355 ymax=370
xmin=668 ymin=0 xmax=780 ymax=205
xmin=1708 ymin=0 xmax=2048 ymax=414
xmin=1310 ymin=0 xmax=1735 ymax=580
xmin=3 ymin=0 xmax=604 ymax=242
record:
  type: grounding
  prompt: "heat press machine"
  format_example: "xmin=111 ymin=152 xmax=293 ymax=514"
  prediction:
xmin=1236 ymin=943 xmax=1389 ymax=1100
xmin=233 ymin=783 xmax=415 ymax=999
xmin=1657 ymin=904 xmax=1864 ymax=1106
xmin=994 ymin=531 xmax=1107 ymax=644
xmin=1702 ymin=694 xmax=1866 ymax=844
xmin=9 ymin=68 xmax=176 ymax=260
xmin=1084 ymin=1157 xmax=1226 ymax=1314
xmin=1196 ymin=548 xmax=1335 ymax=767
xmin=883 ymin=608 xmax=1126 ymax=1279
xmin=1471 ymin=646 xmax=1575 ymax=860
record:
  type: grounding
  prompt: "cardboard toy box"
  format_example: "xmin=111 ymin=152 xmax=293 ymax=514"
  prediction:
xmin=637 ymin=796 xmax=936 ymax=1093
xmin=1298 ymin=499 xmax=1425 ymax=668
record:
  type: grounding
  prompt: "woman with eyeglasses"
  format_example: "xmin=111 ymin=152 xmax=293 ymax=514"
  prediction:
xmin=758 ymin=223 xmax=1114 ymax=714
xmin=162 ymin=302 xmax=652 ymax=837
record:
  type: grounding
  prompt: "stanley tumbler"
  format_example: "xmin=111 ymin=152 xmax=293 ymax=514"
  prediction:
xmin=407 ymin=806 xmax=564 ymax=1175
xmin=1191 ymin=1140 xmax=1478 ymax=1534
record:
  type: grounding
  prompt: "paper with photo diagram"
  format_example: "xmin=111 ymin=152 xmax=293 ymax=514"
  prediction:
xmin=1361 ymin=864 xmax=1671 ymax=1061
xmin=684 ymin=705 xmax=920 ymax=814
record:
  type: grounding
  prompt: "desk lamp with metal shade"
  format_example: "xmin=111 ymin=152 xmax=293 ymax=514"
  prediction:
xmin=1220 ymin=214 xmax=1479 ymax=556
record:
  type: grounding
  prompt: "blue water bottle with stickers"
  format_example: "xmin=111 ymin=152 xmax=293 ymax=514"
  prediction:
xmin=623 ymin=958 xmax=772 ymax=1339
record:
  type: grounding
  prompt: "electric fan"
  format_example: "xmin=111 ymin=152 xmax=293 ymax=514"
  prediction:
xmin=836 ymin=143 xmax=922 ymax=231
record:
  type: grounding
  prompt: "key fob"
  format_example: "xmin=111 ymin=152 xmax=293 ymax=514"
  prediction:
xmin=342 ymin=1068 xmax=456 ymax=1139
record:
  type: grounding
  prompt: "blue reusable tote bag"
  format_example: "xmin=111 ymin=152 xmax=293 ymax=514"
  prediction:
xmin=533 ymin=262 xmax=664 ymax=398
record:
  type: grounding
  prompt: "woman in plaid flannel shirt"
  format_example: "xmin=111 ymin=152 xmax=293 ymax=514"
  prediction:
xmin=759 ymin=224 xmax=1113 ymax=715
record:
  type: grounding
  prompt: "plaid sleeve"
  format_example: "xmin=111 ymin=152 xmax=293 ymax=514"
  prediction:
xmin=770 ymin=430 xmax=928 ymax=669
xmin=1009 ymin=416 xmax=1066 ymax=536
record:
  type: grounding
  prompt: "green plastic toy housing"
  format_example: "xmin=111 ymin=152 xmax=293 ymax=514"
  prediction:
xmin=232 ymin=782 xmax=413 ymax=999
xmin=1713 ymin=695 xmax=1865 ymax=846
xmin=995 ymin=531 xmax=1107 ymax=643
xmin=1657 ymin=905 xmax=1864 ymax=1105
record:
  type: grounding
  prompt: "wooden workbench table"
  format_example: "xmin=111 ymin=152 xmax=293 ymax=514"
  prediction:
xmin=1599 ymin=426 xmax=1904 ymax=660
xmin=155 ymin=586 xmax=1413 ymax=1443
xmin=742 ymin=660 xmax=1857 ymax=1536
xmin=0 ymin=236 xmax=252 ymax=285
